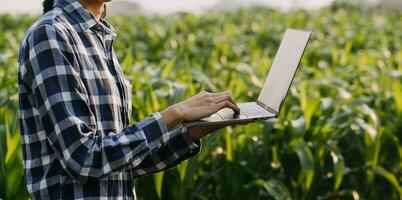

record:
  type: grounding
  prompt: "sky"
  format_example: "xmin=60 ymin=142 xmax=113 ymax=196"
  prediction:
xmin=0 ymin=0 xmax=336 ymax=14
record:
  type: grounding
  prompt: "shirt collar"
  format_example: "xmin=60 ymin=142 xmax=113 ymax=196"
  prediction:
xmin=54 ymin=0 xmax=116 ymax=35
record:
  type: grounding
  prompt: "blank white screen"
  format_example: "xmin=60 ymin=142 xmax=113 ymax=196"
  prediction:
xmin=257 ymin=29 xmax=311 ymax=112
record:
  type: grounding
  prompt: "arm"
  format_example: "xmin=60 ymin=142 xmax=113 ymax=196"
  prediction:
xmin=22 ymin=24 xmax=187 ymax=183
xmin=21 ymin=24 xmax=239 ymax=183
xmin=128 ymin=126 xmax=201 ymax=178
xmin=126 ymin=107 xmax=226 ymax=177
xmin=125 ymin=93 xmax=241 ymax=177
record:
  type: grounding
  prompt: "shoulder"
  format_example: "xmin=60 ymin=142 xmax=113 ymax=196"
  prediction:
xmin=18 ymin=8 xmax=75 ymax=64
xmin=20 ymin=7 xmax=72 ymax=49
xmin=18 ymin=8 xmax=76 ymax=77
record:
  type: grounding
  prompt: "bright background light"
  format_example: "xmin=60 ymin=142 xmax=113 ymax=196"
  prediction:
xmin=0 ymin=0 xmax=335 ymax=14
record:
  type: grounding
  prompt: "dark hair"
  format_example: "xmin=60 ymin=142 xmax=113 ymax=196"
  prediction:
xmin=43 ymin=0 xmax=54 ymax=14
xmin=102 ymin=5 xmax=107 ymax=18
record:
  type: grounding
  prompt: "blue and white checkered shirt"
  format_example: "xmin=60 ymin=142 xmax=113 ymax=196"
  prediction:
xmin=18 ymin=0 xmax=200 ymax=199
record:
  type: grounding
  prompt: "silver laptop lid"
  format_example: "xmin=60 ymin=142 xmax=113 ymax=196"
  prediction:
xmin=257 ymin=29 xmax=311 ymax=114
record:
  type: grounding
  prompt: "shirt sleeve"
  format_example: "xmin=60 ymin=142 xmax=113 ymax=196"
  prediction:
xmin=127 ymin=119 xmax=201 ymax=179
xmin=21 ymin=24 xmax=199 ymax=183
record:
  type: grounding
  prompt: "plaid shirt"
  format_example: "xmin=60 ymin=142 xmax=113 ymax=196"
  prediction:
xmin=18 ymin=0 xmax=200 ymax=199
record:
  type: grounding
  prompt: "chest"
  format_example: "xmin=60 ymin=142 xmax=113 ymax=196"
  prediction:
xmin=67 ymin=29 xmax=133 ymax=133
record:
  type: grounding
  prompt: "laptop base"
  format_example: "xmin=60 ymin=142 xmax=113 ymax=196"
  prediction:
xmin=183 ymin=102 xmax=276 ymax=127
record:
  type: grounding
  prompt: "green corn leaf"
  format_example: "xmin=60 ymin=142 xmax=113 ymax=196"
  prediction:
xmin=0 ymin=125 xmax=6 ymax=193
xmin=191 ymin=70 xmax=217 ymax=92
xmin=1 ymin=5 xmax=402 ymax=200
xmin=373 ymin=166 xmax=402 ymax=195
xmin=5 ymin=150 xmax=23 ymax=198
xmin=161 ymin=57 xmax=176 ymax=78
xmin=177 ymin=160 xmax=188 ymax=182
xmin=392 ymin=80 xmax=402 ymax=112
xmin=303 ymin=98 xmax=320 ymax=129
xmin=225 ymin=129 xmax=233 ymax=161
xmin=265 ymin=179 xmax=291 ymax=200
xmin=121 ymin=48 xmax=133 ymax=74
xmin=293 ymin=142 xmax=315 ymax=191
xmin=5 ymin=114 xmax=20 ymax=163
xmin=147 ymin=84 xmax=160 ymax=110
xmin=299 ymin=81 xmax=308 ymax=111
xmin=154 ymin=172 xmax=164 ymax=199
xmin=330 ymin=147 xmax=345 ymax=191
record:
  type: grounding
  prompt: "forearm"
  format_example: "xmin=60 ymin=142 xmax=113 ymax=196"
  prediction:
xmin=188 ymin=124 xmax=227 ymax=140
xmin=160 ymin=105 xmax=183 ymax=130
xmin=160 ymin=105 xmax=221 ymax=141
xmin=129 ymin=127 xmax=201 ymax=178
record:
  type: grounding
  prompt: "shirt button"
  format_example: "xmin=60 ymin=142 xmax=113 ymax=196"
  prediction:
xmin=94 ymin=24 xmax=102 ymax=31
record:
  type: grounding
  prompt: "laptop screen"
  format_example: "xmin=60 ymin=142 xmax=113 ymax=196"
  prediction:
xmin=257 ymin=29 xmax=311 ymax=113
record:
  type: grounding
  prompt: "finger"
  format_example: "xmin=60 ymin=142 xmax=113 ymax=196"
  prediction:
xmin=194 ymin=91 xmax=210 ymax=98
xmin=209 ymin=91 xmax=231 ymax=97
xmin=185 ymin=91 xmax=210 ymax=104
xmin=215 ymin=100 xmax=240 ymax=113
xmin=213 ymin=95 xmax=237 ymax=106
xmin=211 ymin=92 xmax=237 ymax=106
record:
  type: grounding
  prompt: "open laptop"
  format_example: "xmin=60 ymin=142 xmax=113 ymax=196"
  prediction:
xmin=183 ymin=29 xmax=311 ymax=127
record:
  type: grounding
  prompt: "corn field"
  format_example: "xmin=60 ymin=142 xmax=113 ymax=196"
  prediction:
xmin=0 ymin=2 xmax=401 ymax=200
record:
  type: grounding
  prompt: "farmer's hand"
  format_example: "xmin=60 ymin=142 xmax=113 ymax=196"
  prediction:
xmin=160 ymin=91 xmax=240 ymax=139
xmin=186 ymin=121 xmax=251 ymax=141
xmin=187 ymin=123 xmax=228 ymax=140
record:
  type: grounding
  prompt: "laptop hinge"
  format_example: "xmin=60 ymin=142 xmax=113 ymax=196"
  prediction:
xmin=256 ymin=101 xmax=279 ymax=116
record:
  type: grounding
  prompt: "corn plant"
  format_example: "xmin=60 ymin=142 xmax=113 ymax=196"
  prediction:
xmin=0 ymin=2 xmax=401 ymax=200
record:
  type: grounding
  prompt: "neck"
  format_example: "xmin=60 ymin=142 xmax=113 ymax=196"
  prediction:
xmin=78 ymin=0 xmax=106 ymax=20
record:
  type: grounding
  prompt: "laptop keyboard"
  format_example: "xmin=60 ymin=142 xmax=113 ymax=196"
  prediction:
xmin=215 ymin=102 xmax=271 ymax=120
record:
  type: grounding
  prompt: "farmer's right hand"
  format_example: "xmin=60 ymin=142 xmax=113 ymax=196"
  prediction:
xmin=160 ymin=91 xmax=240 ymax=130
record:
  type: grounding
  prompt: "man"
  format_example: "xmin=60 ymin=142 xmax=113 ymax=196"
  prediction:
xmin=18 ymin=0 xmax=240 ymax=199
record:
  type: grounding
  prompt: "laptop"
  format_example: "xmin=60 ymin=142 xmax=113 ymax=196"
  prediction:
xmin=183 ymin=29 xmax=311 ymax=127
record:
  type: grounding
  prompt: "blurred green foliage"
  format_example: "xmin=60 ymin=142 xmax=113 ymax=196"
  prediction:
xmin=0 ymin=2 xmax=401 ymax=200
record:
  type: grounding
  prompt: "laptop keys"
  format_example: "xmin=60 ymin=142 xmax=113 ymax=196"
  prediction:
xmin=214 ymin=102 xmax=272 ymax=120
